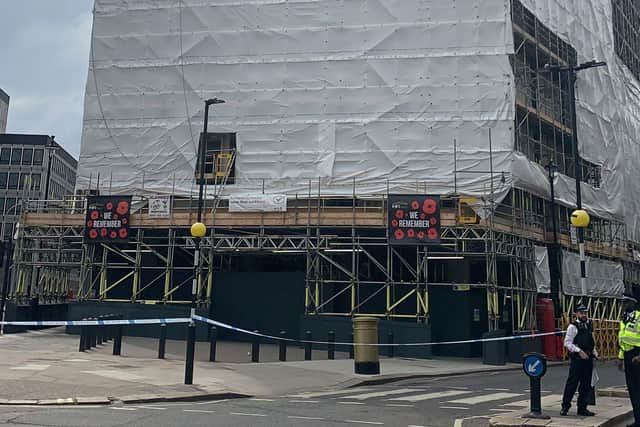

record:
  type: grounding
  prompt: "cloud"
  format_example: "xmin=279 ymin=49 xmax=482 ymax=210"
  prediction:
xmin=0 ymin=0 xmax=93 ymax=158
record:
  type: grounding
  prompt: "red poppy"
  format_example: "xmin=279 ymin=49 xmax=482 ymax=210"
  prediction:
xmin=122 ymin=218 xmax=128 ymax=225
xmin=407 ymin=229 xmax=415 ymax=238
xmin=86 ymin=221 xmax=93 ymax=228
xmin=395 ymin=209 xmax=404 ymax=220
xmin=119 ymin=228 xmax=128 ymax=239
xmin=428 ymin=228 xmax=438 ymax=240
xmin=394 ymin=229 xmax=405 ymax=240
xmin=109 ymin=231 xmax=117 ymax=239
xmin=422 ymin=198 xmax=437 ymax=214
xmin=417 ymin=231 xmax=425 ymax=239
xmin=430 ymin=217 xmax=438 ymax=225
xmin=89 ymin=229 xmax=98 ymax=239
xmin=105 ymin=202 xmax=113 ymax=211
xmin=100 ymin=228 xmax=108 ymax=237
xmin=90 ymin=211 xmax=99 ymax=220
xmin=420 ymin=213 xmax=426 ymax=219
xmin=391 ymin=219 xmax=398 ymax=227
xmin=116 ymin=201 xmax=129 ymax=216
xmin=112 ymin=214 xmax=118 ymax=220
xmin=411 ymin=200 xmax=419 ymax=210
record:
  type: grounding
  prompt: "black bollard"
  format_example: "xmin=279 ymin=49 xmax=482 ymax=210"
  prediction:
xmin=158 ymin=323 xmax=167 ymax=359
xmin=349 ymin=332 xmax=355 ymax=359
xmin=279 ymin=331 xmax=287 ymax=362
xmin=113 ymin=325 xmax=123 ymax=356
xmin=328 ymin=331 xmax=335 ymax=360
xmin=387 ymin=331 xmax=394 ymax=358
xmin=90 ymin=320 xmax=97 ymax=348
xmin=304 ymin=331 xmax=312 ymax=361
xmin=79 ymin=325 xmax=87 ymax=352
xmin=97 ymin=317 xmax=104 ymax=345
xmin=209 ymin=326 xmax=217 ymax=362
xmin=251 ymin=331 xmax=260 ymax=363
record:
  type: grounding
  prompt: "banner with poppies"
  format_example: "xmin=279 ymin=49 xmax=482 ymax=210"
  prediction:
xmin=388 ymin=195 xmax=440 ymax=245
xmin=85 ymin=196 xmax=132 ymax=243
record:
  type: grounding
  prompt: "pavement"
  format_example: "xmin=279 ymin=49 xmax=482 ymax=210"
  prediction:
xmin=0 ymin=328 xmax=634 ymax=427
xmin=0 ymin=327 xmax=523 ymax=405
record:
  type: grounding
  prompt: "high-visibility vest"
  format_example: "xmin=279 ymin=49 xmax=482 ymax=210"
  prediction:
xmin=619 ymin=310 xmax=640 ymax=359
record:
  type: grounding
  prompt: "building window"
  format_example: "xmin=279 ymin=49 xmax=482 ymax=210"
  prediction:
xmin=32 ymin=174 xmax=41 ymax=191
xmin=196 ymin=132 xmax=236 ymax=185
xmin=0 ymin=172 xmax=6 ymax=190
xmin=9 ymin=148 xmax=22 ymax=165
xmin=0 ymin=148 xmax=10 ymax=165
xmin=7 ymin=173 xmax=18 ymax=189
xmin=22 ymin=148 xmax=33 ymax=165
xmin=613 ymin=0 xmax=640 ymax=82
xmin=2 ymin=223 xmax=13 ymax=240
xmin=33 ymin=149 xmax=44 ymax=166
xmin=4 ymin=198 xmax=16 ymax=215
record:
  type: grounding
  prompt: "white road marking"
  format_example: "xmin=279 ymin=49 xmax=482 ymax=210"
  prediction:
xmin=341 ymin=388 xmax=422 ymax=400
xmin=446 ymin=386 xmax=469 ymax=390
xmin=288 ymin=388 xmax=373 ymax=399
xmin=338 ymin=402 xmax=366 ymax=405
xmin=289 ymin=400 xmax=319 ymax=404
xmin=250 ymin=398 xmax=275 ymax=402
xmin=111 ymin=407 xmax=137 ymax=411
xmin=10 ymin=364 xmax=50 ymax=371
xmin=196 ymin=399 xmax=228 ymax=405
xmin=133 ymin=406 xmax=167 ymax=410
xmin=440 ymin=406 xmax=469 ymax=410
xmin=408 ymin=425 xmax=429 ymax=427
xmin=385 ymin=404 xmax=413 ymax=407
xmin=344 ymin=420 xmax=384 ymax=425
xmin=230 ymin=412 xmax=268 ymax=417
xmin=184 ymin=409 xmax=216 ymax=414
xmin=448 ymin=392 xmax=522 ymax=405
xmin=502 ymin=394 xmax=562 ymax=408
xmin=489 ymin=408 xmax=514 ymax=412
xmin=388 ymin=390 xmax=470 ymax=402
xmin=484 ymin=388 xmax=510 ymax=391
xmin=288 ymin=416 xmax=325 ymax=420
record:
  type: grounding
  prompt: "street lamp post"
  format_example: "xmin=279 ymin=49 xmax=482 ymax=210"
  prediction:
xmin=544 ymin=60 xmax=606 ymax=297
xmin=185 ymin=98 xmax=225 ymax=385
xmin=0 ymin=239 xmax=13 ymax=335
xmin=43 ymin=136 xmax=57 ymax=205
xmin=546 ymin=161 xmax=562 ymax=315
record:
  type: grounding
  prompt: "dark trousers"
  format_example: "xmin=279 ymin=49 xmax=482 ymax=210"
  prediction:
xmin=624 ymin=348 xmax=640 ymax=426
xmin=562 ymin=356 xmax=593 ymax=411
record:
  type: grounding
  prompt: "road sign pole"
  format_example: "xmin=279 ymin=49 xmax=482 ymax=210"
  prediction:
xmin=522 ymin=353 xmax=550 ymax=420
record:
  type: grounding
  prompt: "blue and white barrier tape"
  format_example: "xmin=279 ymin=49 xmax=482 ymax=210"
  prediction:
xmin=192 ymin=315 xmax=565 ymax=347
xmin=0 ymin=318 xmax=191 ymax=327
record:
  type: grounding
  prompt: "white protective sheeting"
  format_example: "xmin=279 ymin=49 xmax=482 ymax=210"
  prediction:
xmin=519 ymin=0 xmax=640 ymax=239
xmin=534 ymin=245 xmax=551 ymax=294
xmin=78 ymin=0 xmax=515 ymax=199
xmin=561 ymin=250 xmax=624 ymax=297
xmin=78 ymin=0 xmax=640 ymax=241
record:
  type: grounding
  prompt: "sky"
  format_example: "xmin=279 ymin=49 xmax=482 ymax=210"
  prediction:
xmin=0 ymin=0 xmax=94 ymax=158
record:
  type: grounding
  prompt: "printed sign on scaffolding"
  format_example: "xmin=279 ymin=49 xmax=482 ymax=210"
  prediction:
xmin=85 ymin=196 xmax=132 ymax=243
xmin=388 ymin=195 xmax=440 ymax=245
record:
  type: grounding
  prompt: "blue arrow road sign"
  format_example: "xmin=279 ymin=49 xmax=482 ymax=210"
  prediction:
xmin=523 ymin=353 xmax=547 ymax=378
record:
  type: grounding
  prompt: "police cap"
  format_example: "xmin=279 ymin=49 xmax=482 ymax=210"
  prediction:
xmin=575 ymin=302 xmax=588 ymax=312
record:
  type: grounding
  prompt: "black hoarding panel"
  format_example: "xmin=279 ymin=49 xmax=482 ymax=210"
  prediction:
xmin=388 ymin=195 xmax=440 ymax=245
xmin=85 ymin=196 xmax=132 ymax=244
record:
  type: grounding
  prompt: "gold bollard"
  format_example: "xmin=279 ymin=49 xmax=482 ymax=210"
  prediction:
xmin=353 ymin=317 xmax=380 ymax=375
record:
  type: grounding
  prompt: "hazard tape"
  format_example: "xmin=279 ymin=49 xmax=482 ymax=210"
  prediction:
xmin=192 ymin=315 xmax=566 ymax=347
xmin=0 ymin=318 xmax=191 ymax=327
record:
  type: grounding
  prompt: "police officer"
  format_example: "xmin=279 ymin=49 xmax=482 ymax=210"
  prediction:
xmin=617 ymin=293 xmax=640 ymax=427
xmin=561 ymin=303 xmax=597 ymax=416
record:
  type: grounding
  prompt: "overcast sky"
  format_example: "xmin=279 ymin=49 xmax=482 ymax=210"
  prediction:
xmin=0 ymin=0 xmax=93 ymax=158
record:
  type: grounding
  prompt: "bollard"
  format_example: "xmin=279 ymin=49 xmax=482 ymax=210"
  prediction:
xmin=158 ymin=323 xmax=167 ymax=359
xmin=209 ymin=326 xmax=217 ymax=362
xmin=522 ymin=353 xmax=549 ymax=419
xmin=349 ymin=333 xmax=355 ymax=359
xmin=328 ymin=331 xmax=335 ymax=360
xmin=353 ymin=317 xmax=380 ymax=375
xmin=90 ymin=320 xmax=97 ymax=348
xmin=113 ymin=325 xmax=123 ymax=356
xmin=387 ymin=331 xmax=394 ymax=358
xmin=304 ymin=331 xmax=312 ymax=361
xmin=279 ymin=331 xmax=287 ymax=362
xmin=78 ymin=325 xmax=87 ymax=352
xmin=97 ymin=317 xmax=104 ymax=345
xmin=251 ymin=331 xmax=260 ymax=363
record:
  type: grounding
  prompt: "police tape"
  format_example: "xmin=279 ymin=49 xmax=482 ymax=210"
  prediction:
xmin=0 ymin=318 xmax=191 ymax=327
xmin=192 ymin=315 xmax=566 ymax=347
